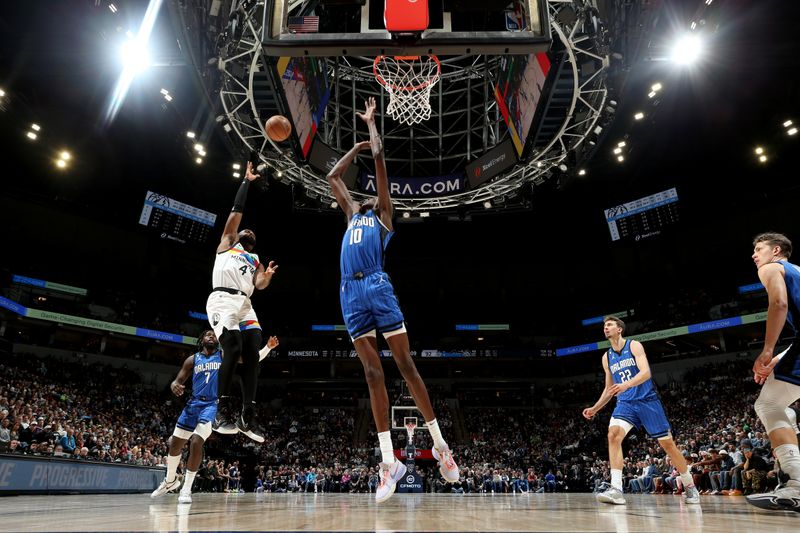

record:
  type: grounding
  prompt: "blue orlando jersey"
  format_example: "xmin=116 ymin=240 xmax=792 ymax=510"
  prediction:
xmin=340 ymin=210 xmax=393 ymax=278
xmin=608 ymin=339 xmax=657 ymax=402
xmin=778 ymin=260 xmax=800 ymax=333
xmin=192 ymin=350 xmax=222 ymax=400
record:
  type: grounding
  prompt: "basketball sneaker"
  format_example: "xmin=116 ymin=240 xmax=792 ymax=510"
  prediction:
xmin=237 ymin=402 xmax=265 ymax=443
xmin=684 ymin=485 xmax=700 ymax=504
xmin=746 ymin=480 xmax=800 ymax=512
xmin=431 ymin=446 xmax=459 ymax=483
xmin=178 ymin=492 xmax=192 ymax=505
xmin=213 ymin=396 xmax=238 ymax=435
xmin=150 ymin=477 xmax=181 ymax=498
xmin=596 ymin=484 xmax=626 ymax=505
xmin=375 ymin=461 xmax=407 ymax=503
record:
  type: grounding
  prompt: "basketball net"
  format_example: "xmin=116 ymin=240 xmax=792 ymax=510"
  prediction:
xmin=373 ymin=55 xmax=441 ymax=125
xmin=404 ymin=417 xmax=418 ymax=441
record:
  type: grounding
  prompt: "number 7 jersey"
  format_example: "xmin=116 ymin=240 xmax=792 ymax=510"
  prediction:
xmin=212 ymin=243 xmax=260 ymax=297
xmin=607 ymin=339 xmax=657 ymax=402
xmin=340 ymin=210 xmax=393 ymax=278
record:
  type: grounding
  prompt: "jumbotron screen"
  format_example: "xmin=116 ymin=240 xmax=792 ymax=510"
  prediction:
xmin=138 ymin=191 xmax=217 ymax=245
xmin=604 ymin=187 xmax=680 ymax=242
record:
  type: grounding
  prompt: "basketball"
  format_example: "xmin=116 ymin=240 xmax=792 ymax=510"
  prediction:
xmin=265 ymin=115 xmax=292 ymax=142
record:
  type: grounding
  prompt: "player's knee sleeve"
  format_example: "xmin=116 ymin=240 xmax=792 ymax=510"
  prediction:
xmin=754 ymin=383 xmax=793 ymax=433
xmin=608 ymin=418 xmax=633 ymax=437
xmin=173 ymin=427 xmax=193 ymax=440
xmin=193 ymin=422 xmax=212 ymax=441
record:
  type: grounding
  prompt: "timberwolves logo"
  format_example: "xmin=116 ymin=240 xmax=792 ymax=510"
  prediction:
xmin=212 ymin=313 xmax=220 ymax=326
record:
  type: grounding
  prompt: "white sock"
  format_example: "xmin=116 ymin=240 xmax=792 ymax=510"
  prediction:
xmin=182 ymin=470 xmax=197 ymax=494
xmin=166 ymin=454 xmax=180 ymax=483
xmin=611 ymin=469 xmax=623 ymax=491
xmin=775 ymin=443 xmax=800 ymax=481
xmin=679 ymin=470 xmax=694 ymax=489
xmin=378 ymin=431 xmax=395 ymax=465
xmin=426 ymin=418 xmax=447 ymax=450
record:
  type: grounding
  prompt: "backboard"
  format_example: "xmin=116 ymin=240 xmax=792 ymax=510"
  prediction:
xmin=263 ymin=0 xmax=551 ymax=57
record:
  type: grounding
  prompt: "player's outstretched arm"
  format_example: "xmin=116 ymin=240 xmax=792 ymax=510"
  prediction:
xmin=583 ymin=353 xmax=614 ymax=419
xmin=170 ymin=354 xmax=195 ymax=397
xmin=357 ymin=97 xmax=393 ymax=228
xmin=258 ymin=336 xmax=280 ymax=361
xmin=327 ymin=141 xmax=370 ymax=221
xmin=254 ymin=260 xmax=278 ymax=290
xmin=218 ymin=162 xmax=259 ymax=253
xmin=753 ymin=263 xmax=789 ymax=383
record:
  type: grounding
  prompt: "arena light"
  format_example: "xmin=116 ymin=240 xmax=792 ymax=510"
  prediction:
xmin=60 ymin=151 xmax=71 ymax=161
xmin=121 ymin=38 xmax=149 ymax=74
xmin=105 ymin=0 xmax=165 ymax=124
xmin=193 ymin=143 xmax=203 ymax=152
xmin=195 ymin=157 xmax=203 ymax=164
xmin=198 ymin=150 xmax=206 ymax=157
xmin=419 ymin=211 xmax=430 ymax=218
xmin=617 ymin=141 xmax=626 ymax=147
xmin=613 ymin=147 xmax=622 ymax=155
xmin=651 ymin=82 xmax=662 ymax=92
xmin=0 ymin=88 xmax=5 ymax=97
xmin=56 ymin=159 xmax=67 ymax=169
xmin=783 ymin=120 xmax=793 ymax=128
xmin=330 ymin=201 xmax=338 ymax=209
xmin=232 ymin=163 xmax=241 ymax=170
xmin=26 ymin=131 xmax=37 ymax=140
xmin=617 ymin=155 xmax=625 ymax=162
xmin=671 ymin=35 xmax=703 ymax=65
xmin=759 ymin=155 xmax=768 ymax=163
xmin=233 ymin=172 xmax=241 ymax=178
xmin=186 ymin=131 xmax=196 ymax=139
xmin=109 ymin=3 xmax=118 ymax=13
xmin=276 ymin=170 xmax=283 ymax=178
xmin=755 ymin=146 xmax=764 ymax=155
xmin=789 ymin=127 xmax=798 ymax=136
xmin=483 ymin=201 xmax=492 ymax=209
xmin=634 ymin=112 xmax=644 ymax=120
xmin=402 ymin=212 xmax=410 ymax=219
xmin=31 ymin=123 xmax=41 ymax=132
xmin=164 ymin=94 xmax=173 ymax=102
xmin=648 ymin=90 xmax=657 ymax=98
xmin=578 ymin=169 xmax=587 ymax=176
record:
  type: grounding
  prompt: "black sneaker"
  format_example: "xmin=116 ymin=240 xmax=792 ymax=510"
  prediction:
xmin=236 ymin=402 xmax=265 ymax=443
xmin=212 ymin=396 xmax=238 ymax=435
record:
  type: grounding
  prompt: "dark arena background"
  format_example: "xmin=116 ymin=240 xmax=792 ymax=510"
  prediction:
xmin=1 ymin=0 xmax=800 ymax=531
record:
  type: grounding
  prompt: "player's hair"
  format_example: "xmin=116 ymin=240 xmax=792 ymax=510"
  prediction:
xmin=603 ymin=316 xmax=625 ymax=332
xmin=753 ymin=232 xmax=792 ymax=259
xmin=197 ymin=329 xmax=216 ymax=350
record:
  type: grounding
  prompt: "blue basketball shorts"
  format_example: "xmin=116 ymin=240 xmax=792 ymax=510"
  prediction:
xmin=176 ymin=399 xmax=218 ymax=432
xmin=775 ymin=343 xmax=800 ymax=386
xmin=611 ymin=397 xmax=671 ymax=439
xmin=339 ymin=271 xmax=405 ymax=340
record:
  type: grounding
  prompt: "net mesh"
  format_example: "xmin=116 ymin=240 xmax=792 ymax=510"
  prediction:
xmin=374 ymin=56 xmax=441 ymax=125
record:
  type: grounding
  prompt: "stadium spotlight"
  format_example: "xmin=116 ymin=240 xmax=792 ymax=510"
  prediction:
xmin=276 ymin=170 xmax=283 ymax=178
xmin=121 ymin=38 xmax=150 ymax=74
xmin=232 ymin=163 xmax=241 ymax=170
xmin=109 ymin=3 xmax=118 ymax=13
xmin=0 ymin=88 xmax=5 ymax=97
xmin=758 ymin=155 xmax=768 ymax=163
xmin=613 ymin=147 xmax=622 ymax=155
xmin=651 ymin=82 xmax=662 ymax=92
xmin=186 ymin=131 xmax=196 ymax=139
xmin=56 ymin=159 xmax=67 ymax=169
xmin=483 ymin=200 xmax=492 ymax=209
xmin=402 ymin=211 xmax=411 ymax=219
xmin=578 ymin=169 xmax=587 ymax=176
xmin=193 ymin=143 xmax=203 ymax=152
xmin=419 ymin=211 xmax=430 ymax=218
xmin=195 ymin=157 xmax=203 ymax=164
xmin=755 ymin=146 xmax=764 ymax=155
xmin=164 ymin=94 xmax=173 ymax=102
xmin=671 ymin=34 xmax=702 ymax=65
xmin=634 ymin=112 xmax=644 ymax=120
xmin=789 ymin=128 xmax=798 ymax=136
xmin=617 ymin=141 xmax=626 ymax=147
xmin=198 ymin=150 xmax=206 ymax=157
xmin=233 ymin=172 xmax=241 ymax=178
xmin=330 ymin=201 xmax=338 ymax=209
xmin=26 ymin=131 xmax=37 ymax=140
xmin=60 ymin=151 xmax=71 ymax=161
xmin=783 ymin=120 xmax=793 ymax=128
xmin=31 ymin=123 xmax=41 ymax=131
xmin=617 ymin=155 xmax=625 ymax=162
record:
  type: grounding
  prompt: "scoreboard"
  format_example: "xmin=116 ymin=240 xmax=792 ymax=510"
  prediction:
xmin=604 ymin=187 xmax=679 ymax=242
xmin=139 ymin=191 xmax=217 ymax=244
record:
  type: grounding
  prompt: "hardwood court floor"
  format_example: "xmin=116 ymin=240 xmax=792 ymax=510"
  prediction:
xmin=0 ymin=492 xmax=796 ymax=532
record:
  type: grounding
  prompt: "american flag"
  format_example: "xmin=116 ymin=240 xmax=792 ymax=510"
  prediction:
xmin=287 ymin=16 xmax=319 ymax=33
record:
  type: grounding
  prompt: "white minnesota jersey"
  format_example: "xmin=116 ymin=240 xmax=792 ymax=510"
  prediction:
xmin=212 ymin=243 xmax=260 ymax=296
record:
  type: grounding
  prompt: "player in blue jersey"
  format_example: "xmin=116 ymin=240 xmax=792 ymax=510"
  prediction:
xmin=746 ymin=233 xmax=800 ymax=512
xmin=326 ymin=97 xmax=459 ymax=503
xmin=150 ymin=329 xmax=279 ymax=504
xmin=583 ymin=316 xmax=699 ymax=505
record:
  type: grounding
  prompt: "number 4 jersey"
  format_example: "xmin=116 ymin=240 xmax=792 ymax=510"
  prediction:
xmin=608 ymin=339 xmax=657 ymax=402
xmin=213 ymin=243 xmax=260 ymax=297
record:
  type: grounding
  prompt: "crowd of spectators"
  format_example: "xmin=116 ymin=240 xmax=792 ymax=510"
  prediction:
xmin=2 ymin=349 xmax=797 ymax=500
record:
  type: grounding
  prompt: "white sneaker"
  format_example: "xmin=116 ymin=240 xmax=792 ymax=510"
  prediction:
xmin=375 ymin=461 xmax=407 ymax=503
xmin=178 ymin=492 xmax=192 ymax=505
xmin=685 ymin=485 xmax=700 ymax=504
xmin=746 ymin=480 xmax=800 ymax=512
xmin=596 ymin=485 xmax=626 ymax=505
xmin=431 ymin=446 xmax=460 ymax=483
xmin=150 ymin=478 xmax=181 ymax=498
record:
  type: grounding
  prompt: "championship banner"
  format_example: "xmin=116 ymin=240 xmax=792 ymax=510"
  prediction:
xmin=360 ymin=172 xmax=465 ymax=198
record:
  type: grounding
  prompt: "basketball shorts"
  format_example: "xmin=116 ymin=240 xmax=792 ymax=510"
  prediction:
xmin=611 ymin=397 xmax=671 ymax=439
xmin=176 ymin=399 xmax=218 ymax=432
xmin=206 ymin=291 xmax=260 ymax=338
xmin=340 ymin=271 xmax=404 ymax=340
xmin=775 ymin=343 xmax=800 ymax=387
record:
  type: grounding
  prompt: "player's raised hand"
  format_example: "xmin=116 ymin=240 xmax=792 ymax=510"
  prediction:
xmin=267 ymin=336 xmax=279 ymax=350
xmin=265 ymin=260 xmax=279 ymax=277
xmin=245 ymin=161 xmax=260 ymax=181
xmin=355 ymin=140 xmax=371 ymax=152
xmin=357 ymin=97 xmax=377 ymax=123
xmin=582 ymin=407 xmax=596 ymax=420
xmin=170 ymin=381 xmax=185 ymax=397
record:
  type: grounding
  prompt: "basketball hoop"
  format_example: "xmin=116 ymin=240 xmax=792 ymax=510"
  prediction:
xmin=373 ymin=55 xmax=441 ymax=125
xmin=404 ymin=416 xmax=418 ymax=440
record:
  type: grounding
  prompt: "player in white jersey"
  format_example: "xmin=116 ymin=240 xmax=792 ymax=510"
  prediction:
xmin=206 ymin=161 xmax=278 ymax=442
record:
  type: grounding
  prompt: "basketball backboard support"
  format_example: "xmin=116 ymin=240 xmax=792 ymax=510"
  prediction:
xmin=263 ymin=0 xmax=551 ymax=57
